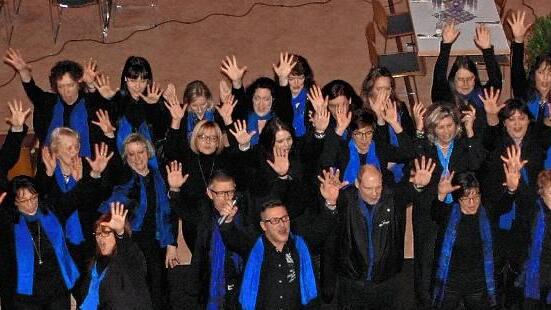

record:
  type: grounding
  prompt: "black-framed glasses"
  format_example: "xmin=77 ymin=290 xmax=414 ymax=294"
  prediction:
xmin=94 ymin=230 xmax=114 ymax=238
xmin=459 ymin=194 xmax=480 ymax=203
xmin=198 ymin=134 xmax=219 ymax=143
xmin=262 ymin=215 xmax=290 ymax=225
xmin=209 ymin=188 xmax=236 ymax=198
xmin=352 ymin=130 xmax=374 ymax=139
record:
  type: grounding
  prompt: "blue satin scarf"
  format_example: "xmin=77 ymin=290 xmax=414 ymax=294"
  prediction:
xmin=45 ymin=97 xmax=91 ymax=157
xmin=247 ymin=111 xmax=273 ymax=146
xmin=239 ymin=235 xmax=317 ymax=310
xmin=15 ymin=210 xmax=80 ymax=295
xmin=343 ymin=139 xmax=380 ymax=184
xmin=207 ymin=216 xmax=243 ymax=310
xmin=80 ymin=263 xmax=109 ymax=310
xmin=461 ymin=88 xmax=484 ymax=109
xmin=99 ymin=168 xmax=173 ymax=247
xmin=527 ymin=96 xmax=551 ymax=169
xmin=524 ymin=199 xmax=551 ymax=304
xmin=186 ymin=109 xmax=215 ymax=140
xmin=433 ymin=205 xmax=496 ymax=307
xmin=388 ymin=113 xmax=404 ymax=183
xmin=436 ymin=140 xmax=455 ymax=204
xmin=292 ymin=89 xmax=307 ymax=137
xmin=499 ymin=166 xmax=529 ymax=230
xmin=54 ymin=164 xmax=85 ymax=245
xmin=358 ymin=199 xmax=376 ymax=281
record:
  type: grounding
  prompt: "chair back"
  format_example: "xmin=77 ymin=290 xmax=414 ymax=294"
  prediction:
xmin=365 ymin=22 xmax=379 ymax=66
xmin=494 ymin=0 xmax=507 ymax=19
xmin=372 ymin=0 xmax=388 ymax=36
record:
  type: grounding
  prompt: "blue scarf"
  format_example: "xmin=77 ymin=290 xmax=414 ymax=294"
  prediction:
xmin=436 ymin=140 xmax=455 ymax=204
xmin=247 ymin=112 xmax=273 ymax=146
xmin=54 ymin=164 xmax=85 ymax=245
xmin=358 ymin=199 xmax=376 ymax=280
xmin=461 ymin=88 xmax=484 ymax=109
xmin=186 ymin=109 xmax=215 ymax=140
xmin=80 ymin=262 xmax=109 ymax=310
xmin=207 ymin=216 xmax=243 ymax=310
xmin=433 ymin=205 xmax=496 ymax=306
xmin=116 ymin=116 xmax=159 ymax=170
xmin=45 ymin=97 xmax=91 ymax=157
xmin=99 ymin=168 xmax=173 ymax=247
xmin=15 ymin=210 xmax=80 ymax=295
xmin=239 ymin=235 xmax=317 ymax=310
xmin=292 ymin=89 xmax=307 ymax=137
xmin=499 ymin=166 xmax=529 ymax=230
xmin=524 ymin=200 xmax=551 ymax=303
xmin=388 ymin=113 xmax=404 ymax=183
xmin=527 ymin=97 xmax=551 ymax=169
xmin=343 ymin=139 xmax=380 ymax=184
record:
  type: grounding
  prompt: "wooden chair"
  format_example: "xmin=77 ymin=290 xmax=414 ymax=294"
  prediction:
xmin=366 ymin=22 xmax=425 ymax=104
xmin=372 ymin=0 xmax=414 ymax=53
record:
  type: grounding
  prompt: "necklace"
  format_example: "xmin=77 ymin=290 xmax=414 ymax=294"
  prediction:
xmin=30 ymin=223 xmax=43 ymax=265
xmin=197 ymin=157 xmax=215 ymax=189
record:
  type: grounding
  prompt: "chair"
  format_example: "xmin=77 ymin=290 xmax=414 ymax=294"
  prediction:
xmin=49 ymin=0 xmax=110 ymax=43
xmin=110 ymin=0 xmax=158 ymax=29
xmin=494 ymin=0 xmax=507 ymax=20
xmin=366 ymin=22 xmax=425 ymax=104
xmin=372 ymin=0 xmax=414 ymax=53
xmin=1 ymin=0 xmax=13 ymax=44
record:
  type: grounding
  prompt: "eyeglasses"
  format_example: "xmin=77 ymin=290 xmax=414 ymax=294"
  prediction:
xmin=262 ymin=215 xmax=290 ymax=225
xmin=459 ymin=194 xmax=480 ymax=203
xmin=455 ymin=76 xmax=475 ymax=84
xmin=94 ymin=230 xmax=114 ymax=238
xmin=209 ymin=188 xmax=236 ymax=198
xmin=15 ymin=194 xmax=38 ymax=205
xmin=353 ymin=130 xmax=374 ymax=139
xmin=198 ymin=134 xmax=219 ymax=143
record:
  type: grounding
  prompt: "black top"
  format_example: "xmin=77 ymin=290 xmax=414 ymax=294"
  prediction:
xmin=0 ymin=126 xmax=28 ymax=191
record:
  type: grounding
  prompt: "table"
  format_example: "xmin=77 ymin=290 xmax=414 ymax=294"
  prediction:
xmin=408 ymin=0 xmax=510 ymax=56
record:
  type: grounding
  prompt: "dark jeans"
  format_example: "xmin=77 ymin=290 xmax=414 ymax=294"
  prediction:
xmin=12 ymin=293 xmax=70 ymax=310
xmin=337 ymin=275 xmax=405 ymax=310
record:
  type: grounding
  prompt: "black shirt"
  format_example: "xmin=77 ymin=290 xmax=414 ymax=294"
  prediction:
xmin=448 ymin=213 xmax=485 ymax=292
xmin=132 ymin=173 xmax=157 ymax=244
xmin=257 ymin=238 xmax=301 ymax=310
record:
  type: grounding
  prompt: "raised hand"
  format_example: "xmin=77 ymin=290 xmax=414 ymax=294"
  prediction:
xmin=474 ymin=24 xmax=491 ymax=50
xmin=413 ymin=101 xmax=426 ymax=132
xmin=163 ymin=83 xmax=177 ymax=101
xmin=218 ymin=199 xmax=238 ymax=223
xmin=438 ymin=171 xmax=460 ymax=200
xmin=307 ymin=85 xmax=328 ymax=113
xmin=94 ymin=74 xmax=117 ymax=99
xmin=461 ymin=104 xmax=476 ymax=138
xmin=3 ymin=48 xmax=32 ymax=82
xmin=165 ymin=161 xmax=189 ymax=191
xmin=5 ymin=99 xmax=31 ymax=130
xmin=381 ymin=99 xmax=400 ymax=128
xmin=42 ymin=146 xmax=57 ymax=177
xmin=273 ymin=52 xmax=297 ymax=85
xmin=368 ymin=88 xmax=389 ymax=121
xmin=409 ymin=156 xmax=436 ymax=188
xmin=500 ymin=144 xmax=528 ymax=175
xmin=442 ymin=22 xmax=460 ymax=44
xmin=507 ymin=10 xmax=532 ymax=43
xmin=480 ymin=87 xmax=503 ymax=114
xmin=335 ymin=100 xmax=352 ymax=136
xmin=220 ymin=55 xmax=247 ymax=89
xmin=92 ymin=109 xmax=116 ymax=137
xmin=229 ymin=119 xmax=256 ymax=147
xmin=140 ymin=82 xmax=163 ymax=104
xmin=318 ymin=167 xmax=349 ymax=205
xmin=82 ymin=58 xmax=98 ymax=87
xmin=86 ymin=142 xmax=114 ymax=176
xmin=309 ymin=107 xmax=330 ymax=134
xmin=71 ymin=156 xmax=83 ymax=182
xmin=164 ymin=94 xmax=187 ymax=129
xmin=219 ymin=80 xmax=232 ymax=102
xmin=267 ymin=146 xmax=290 ymax=177
xmin=215 ymin=93 xmax=237 ymax=126
xmin=102 ymin=202 xmax=128 ymax=235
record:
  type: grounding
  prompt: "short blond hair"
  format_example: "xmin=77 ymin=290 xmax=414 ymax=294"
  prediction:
xmin=189 ymin=120 xmax=224 ymax=155
xmin=49 ymin=127 xmax=80 ymax=154
xmin=122 ymin=133 xmax=155 ymax=161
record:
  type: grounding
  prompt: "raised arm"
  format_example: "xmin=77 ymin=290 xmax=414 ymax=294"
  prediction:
xmin=475 ymin=25 xmax=502 ymax=90
xmin=507 ymin=11 xmax=532 ymax=100
xmin=0 ymin=100 xmax=31 ymax=175
xmin=431 ymin=23 xmax=459 ymax=102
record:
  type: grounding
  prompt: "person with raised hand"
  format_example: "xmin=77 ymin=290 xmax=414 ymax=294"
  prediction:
xmin=3 ymin=49 xmax=110 ymax=158
xmin=430 ymin=152 xmax=522 ymax=309
xmin=0 ymin=99 xmax=30 ymax=191
xmin=325 ymin=155 xmax=434 ymax=309
xmin=77 ymin=202 xmax=152 ymax=309
xmin=431 ymin=22 xmax=502 ymax=135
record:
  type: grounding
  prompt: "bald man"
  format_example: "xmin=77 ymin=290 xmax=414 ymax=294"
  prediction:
xmin=326 ymin=162 xmax=434 ymax=309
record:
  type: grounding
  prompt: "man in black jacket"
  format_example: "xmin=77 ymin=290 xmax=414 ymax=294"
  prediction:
xmin=329 ymin=159 xmax=434 ymax=309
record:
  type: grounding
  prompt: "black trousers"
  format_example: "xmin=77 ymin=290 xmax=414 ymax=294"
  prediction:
xmin=136 ymin=238 xmax=168 ymax=310
xmin=337 ymin=275 xmax=405 ymax=310
xmin=11 ymin=293 xmax=70 ymax=310
xmin=168 ymin=264 xmax=200 ymax=310
xmin=523 ymin=298 xmax=551 ymax=310
xmin=437 ymin=280 xmax=494 ymax=310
